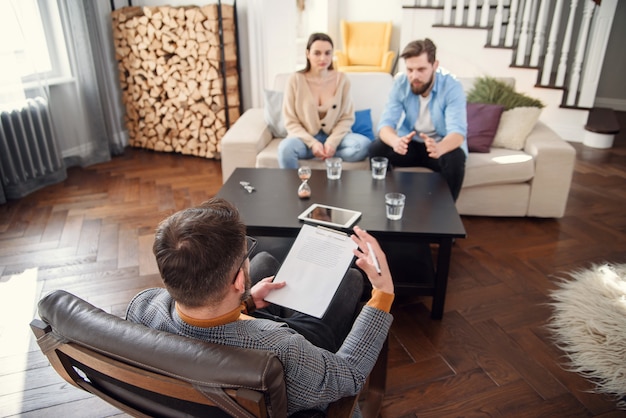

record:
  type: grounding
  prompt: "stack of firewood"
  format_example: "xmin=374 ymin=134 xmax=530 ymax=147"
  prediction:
xmin=111 ymin=4 xmax=240 ymax=159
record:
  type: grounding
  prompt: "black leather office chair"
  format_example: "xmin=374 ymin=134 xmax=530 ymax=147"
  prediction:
xmin=31 ymin=290 xmax=387 ymax=417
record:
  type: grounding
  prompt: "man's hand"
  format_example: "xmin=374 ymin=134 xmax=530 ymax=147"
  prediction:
xmin=421 ymin=133 xmax=442 ymax=159
xmin=251 ymin=277 xmax=286 ymax=309
xmin=351 ymin=226 xmax=394 ymax=295
xmin=392 ymin=131 xmax=416 ymax=155
xmin=421 ymin=132 xmax=464 ymax=159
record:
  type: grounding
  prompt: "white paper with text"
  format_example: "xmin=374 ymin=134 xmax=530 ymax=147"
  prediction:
xmin=264 ymin=224 xmax=357 ymax=318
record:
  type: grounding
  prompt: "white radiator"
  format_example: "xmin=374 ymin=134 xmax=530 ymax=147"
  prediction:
xmin=0 ymin=97 xmax=66 ymax=200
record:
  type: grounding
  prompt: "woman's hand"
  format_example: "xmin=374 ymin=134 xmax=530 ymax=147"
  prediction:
xmin=312 ymin=142 xmax=326 ymax=159
xmin=323 ymin=143 xmax=336 ymax=158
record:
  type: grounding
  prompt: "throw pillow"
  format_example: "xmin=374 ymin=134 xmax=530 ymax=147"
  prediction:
xmin=466 ymin=103 xmax=504 ymax=153
xmin=492 ymin=107 xmax=542 ymax=150
xmin=466 ymin=76 xmax=544 ymax=150
xmin=352 ymin=109 xmax=375 ymax=140
xmin=263 ymin=89 xmax=288 ymax=138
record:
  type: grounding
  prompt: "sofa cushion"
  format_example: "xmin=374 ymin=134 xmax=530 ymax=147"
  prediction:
xmin=463 ymin=147 xmax=534 ymax=188
xmin=493 ymin=107 xmax=542 ymax=151
xmin=395 ymin=147 xmax=534 ymax=188
xmin=344 ymin=72 xmax=393 ymax=129
xmin=457 ymin=183 xmax=531 ymax=217
xmin=466 ymin=103 xmax=504 ymax=153
xmin=263 ymin=89 xmax=287 ymax=138
xmin=352 ymin=109 xmax=375 ymax=140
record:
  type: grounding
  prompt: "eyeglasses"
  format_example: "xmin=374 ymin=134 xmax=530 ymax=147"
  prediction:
xmin=231 ymin=236 xmax=257 ymax=284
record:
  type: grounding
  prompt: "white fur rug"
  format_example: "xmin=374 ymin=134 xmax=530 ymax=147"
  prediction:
xmin=548 ymin=263 xmax=626 ymax=409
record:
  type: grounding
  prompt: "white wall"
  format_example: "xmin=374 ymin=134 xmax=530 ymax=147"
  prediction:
xmin=120 ymin=0 xmax=625 ymax=112
xmin=595 ymin=0 xmax=626 ymax=111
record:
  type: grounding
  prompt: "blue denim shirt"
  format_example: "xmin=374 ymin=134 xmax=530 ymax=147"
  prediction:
xmin=377 ymin=67 xmax=468 ymax=155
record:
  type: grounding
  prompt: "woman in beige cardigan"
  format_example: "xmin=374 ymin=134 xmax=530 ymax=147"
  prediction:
xmin=278 ymin=33 xmax=371 ymax=169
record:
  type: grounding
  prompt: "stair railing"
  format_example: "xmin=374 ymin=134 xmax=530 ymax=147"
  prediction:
xmin=402 ymin=0 xmax=617 ymax=109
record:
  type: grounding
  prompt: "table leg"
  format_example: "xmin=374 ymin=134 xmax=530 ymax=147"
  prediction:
xmin=431 ymin=238 xmax=453 ymax=319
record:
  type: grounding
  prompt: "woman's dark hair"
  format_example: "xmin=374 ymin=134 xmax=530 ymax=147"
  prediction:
xmin=301 ymin=32 xmax=334 ymax=73
xmin=152 ymin=198 xmax=246 ymax=307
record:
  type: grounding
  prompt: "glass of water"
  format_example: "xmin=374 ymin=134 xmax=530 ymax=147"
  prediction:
xmin=385 ymin=192 xmax=405 ymax=220
xmin=325 ymin=157 xmax=342 ymax=180
xmin=371 ymin=156 xmax=388 ymax=180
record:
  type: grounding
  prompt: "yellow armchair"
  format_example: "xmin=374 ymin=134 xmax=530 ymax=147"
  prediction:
xmin=334 ymin=20 xmax=395 ymax=73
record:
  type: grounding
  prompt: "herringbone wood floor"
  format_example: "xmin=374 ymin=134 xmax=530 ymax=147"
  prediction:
xmin=1 ymin=115 xmax=625 ymax=417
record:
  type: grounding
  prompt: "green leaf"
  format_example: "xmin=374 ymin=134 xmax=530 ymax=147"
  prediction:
xmin=466 ymin=76 xmax=544 ymax=110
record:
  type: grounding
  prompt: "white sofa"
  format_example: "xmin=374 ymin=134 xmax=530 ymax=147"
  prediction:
xmin=220 ymin=72 xmax=576 ymax=218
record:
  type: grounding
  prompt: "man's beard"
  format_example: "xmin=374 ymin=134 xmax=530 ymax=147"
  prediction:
xmin=240 ymin=268 xmax=252 ymax=303
xmin=411 ymin=74 xmax=434 ymax=95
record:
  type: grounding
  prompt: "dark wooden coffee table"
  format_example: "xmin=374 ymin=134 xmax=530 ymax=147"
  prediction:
xmin=216 ymin=168 xmax=466 ymax=319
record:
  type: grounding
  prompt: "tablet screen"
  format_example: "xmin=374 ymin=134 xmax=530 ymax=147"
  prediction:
xmin=297 ymin=203 xmax=361 ymax=229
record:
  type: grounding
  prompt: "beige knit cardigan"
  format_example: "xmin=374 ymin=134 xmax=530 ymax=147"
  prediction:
xmin=282 ymin=71 xmax=355 ymax=150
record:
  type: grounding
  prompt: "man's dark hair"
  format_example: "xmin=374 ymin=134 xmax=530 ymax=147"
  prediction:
xmin=152 ymin=198 xmax=246 ymax=307
xmin=302 ymin=32 xmax=335 ymax=72
xmin=400 ymin=38 xmax=437 ymax=64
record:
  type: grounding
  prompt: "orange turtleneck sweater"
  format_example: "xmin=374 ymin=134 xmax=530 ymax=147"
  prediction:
xmin=176 ymin=288 xmax=394 ymax=328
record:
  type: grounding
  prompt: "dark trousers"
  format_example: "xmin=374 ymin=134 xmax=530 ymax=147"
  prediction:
xmin=369 ymin=138 xmax=466 ymax=201
xmin=249 ymin=251 xmax=364 ymax=352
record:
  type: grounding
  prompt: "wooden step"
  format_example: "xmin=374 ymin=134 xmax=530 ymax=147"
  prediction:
xmin=585 ymin=107 xmax=620 ymax=134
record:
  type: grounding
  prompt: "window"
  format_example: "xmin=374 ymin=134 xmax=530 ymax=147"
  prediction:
xmin=0 ymin=0 xmax=70 ymax=84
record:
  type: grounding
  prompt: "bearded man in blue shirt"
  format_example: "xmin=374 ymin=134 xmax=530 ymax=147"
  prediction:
xmin=370 ymin=38 xmax=467 ymax=201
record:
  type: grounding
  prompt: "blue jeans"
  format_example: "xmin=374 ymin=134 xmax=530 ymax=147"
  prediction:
xmin=277 ymin=131 xmax=371 ymax=169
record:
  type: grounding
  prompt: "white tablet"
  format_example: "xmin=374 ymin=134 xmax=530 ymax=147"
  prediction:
xmin=297 ymin=203 xmax=362 ymax=229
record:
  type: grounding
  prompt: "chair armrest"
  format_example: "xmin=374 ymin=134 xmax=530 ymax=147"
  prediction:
xmin=220 ymin=108 xmax=273 ymax=182
xmin=524 ymin=122 xmax=576 ymax=217
xmin=381 ymin=51 xmax=395 ymax=73
xmin=334 ymin=51 xmax=348 ymax=67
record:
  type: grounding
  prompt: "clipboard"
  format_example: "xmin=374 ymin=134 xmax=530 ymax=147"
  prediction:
xmin=264 ymin=223 xmax=357 ymax=318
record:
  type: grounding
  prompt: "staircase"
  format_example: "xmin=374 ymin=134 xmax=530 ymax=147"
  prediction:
xmin=399 ymin=0 xmax=618 ymax=144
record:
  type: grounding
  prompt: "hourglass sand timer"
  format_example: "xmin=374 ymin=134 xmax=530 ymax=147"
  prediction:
xmin=297 ymin=166 xmax=312 ymax=199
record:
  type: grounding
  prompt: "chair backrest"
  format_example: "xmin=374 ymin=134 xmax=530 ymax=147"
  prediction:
xmin=340 ymin=20 xmax=392 ymax=66
xmin=31 ymin=290 xmax=287 ymax=418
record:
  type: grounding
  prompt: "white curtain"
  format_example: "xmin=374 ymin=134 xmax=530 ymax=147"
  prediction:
xmin=0 ymin=0 xmax=127 ymax=203
xmin=60 ymin=0 xmax=128 ymax=162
